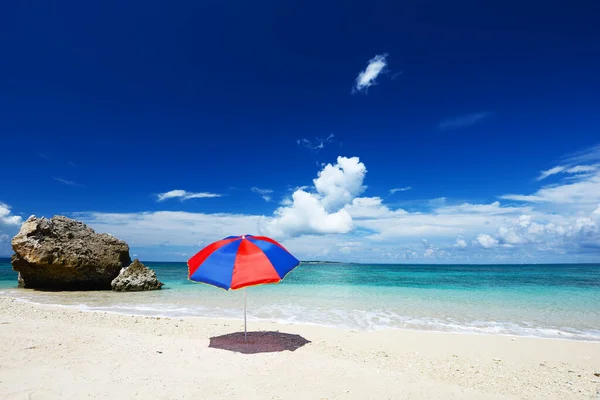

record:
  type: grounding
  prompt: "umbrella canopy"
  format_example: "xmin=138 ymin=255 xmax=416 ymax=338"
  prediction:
xmin=187 ymin=235 xmax=300 ymax=290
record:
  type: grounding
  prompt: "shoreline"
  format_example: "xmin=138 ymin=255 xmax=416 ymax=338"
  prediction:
xmin=2 ymin=291 xmax=599 ymax=343
xmin=1 ymin=296 xmax=599 ymax=399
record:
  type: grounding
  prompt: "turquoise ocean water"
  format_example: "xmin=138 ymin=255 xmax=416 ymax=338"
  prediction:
xmin=1 ymin=259 xmax=599 ymax=340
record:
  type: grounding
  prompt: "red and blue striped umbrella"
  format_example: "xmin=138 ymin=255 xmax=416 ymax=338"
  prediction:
xmin=187 ymin=235 xmax=300 ymax=341
xmin=187 ymin=235 xmax=300 ymax=290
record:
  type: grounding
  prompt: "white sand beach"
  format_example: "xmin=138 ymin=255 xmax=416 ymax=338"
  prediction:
xmin=1 ymin=297 xmax=599 ymax=400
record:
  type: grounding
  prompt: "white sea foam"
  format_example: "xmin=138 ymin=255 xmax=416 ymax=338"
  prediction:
xmin=2 ymin=289 xmax=599 ymax=341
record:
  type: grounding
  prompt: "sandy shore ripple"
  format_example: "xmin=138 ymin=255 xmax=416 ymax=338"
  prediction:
xmin=1 ymin=296 xmax=599 ymax=399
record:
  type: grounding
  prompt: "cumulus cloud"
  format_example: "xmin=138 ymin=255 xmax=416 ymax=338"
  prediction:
xmin=251 ymin=187 xmax=274 ymax=202
xmin=353 ymin=54 xmax=388 ymax=93
xmin=0 ymin=203 xmax=22 ymax=226
xmin=476 ymin=234 xmax=499 ymax=249
xmin=0 ymin=203 xmax=22 ymax=255
xmin=260 ymin=156 xmax=366 ymax=237
xmin=297 ymin=134 xmax=335 ymax=151
xmin=313 ymin=157 xmax=367 ymax=212
xmin=468 ymin=206 xmax=600 ymax=255
xmin=454 ymin=237 xmax=468 ymax=249
xmin=260 ymin=190 xmax=353 ymax=237
xmin=390 ymin=186 xmax=412 ymax=194
xmin=156 ymin=190 xmax=222 ymax=202
xmin=439 ymin=112 xmax=492 ymax=131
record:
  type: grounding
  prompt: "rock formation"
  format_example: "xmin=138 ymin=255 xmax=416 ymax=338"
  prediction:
xmin=111 ymin=259 xmax=164 ymax=292
xmin=11 ymin=215 xmax=132 ymax=290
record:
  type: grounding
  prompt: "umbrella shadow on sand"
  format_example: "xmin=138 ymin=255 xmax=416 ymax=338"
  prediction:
xmin=209 ymin=331 xmax=311 ymax=354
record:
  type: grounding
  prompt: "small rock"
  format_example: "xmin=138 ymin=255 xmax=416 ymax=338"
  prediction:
xmin=510 ymin=338 xmax=516 ymax=341
xmin=157 ymin=351 xmax=163 ymax=354
xmin=567 ymin=381 xmax=573 ymax=385
xmin=568 ymin=370 xmax=575 ymax=373
xmin=493 ymin=358 xmax=502 ymax=362
xmin=594 ymin=372 xmax=600 ymax=377
xmin=111 ymin=259 xmax=164 ymax=292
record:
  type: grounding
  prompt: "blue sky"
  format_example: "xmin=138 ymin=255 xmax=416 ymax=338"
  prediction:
xmin=1 ymin=1 xmax=599 ymax=262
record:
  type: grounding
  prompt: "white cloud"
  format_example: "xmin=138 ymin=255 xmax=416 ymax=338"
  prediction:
xmin=53 ymin=177 xmax=84 ymax=187
xmin=566 ymin=165 xmax=597 ymax=174
xmin=562 ymin=143 xmax=600 ymax=165
xmin=0 ymin=203 xmax=22 ymax=255
xmin=435 ymin=201 xmax=528 ymax=215
xmin=454 ymin=237 xmax=468 ymax=249
xmin=390 ymin=186 xmax=412 ymax=194
xmin=345 ymin=197 xmax=406 ymax=219
xmin=502 ymin=170 xmax=600 ymax=206
xmin=260 ymin=157 xmax=365 ymax=237
xmin=297 ymin=134 xmax=335 ymax=151
xmin=251 ymin=187 xmax=274 ymax=202
xmin=260 ymin=190 xmax=353 ymax=237
xmin=156 ymin=190 xmax=222 ymax=202
xmin=20 ymin=146 xmax=600 ymax=263
xmin=313 ymin=156 xmax=367 ymax=212
xmin=0 ymin=203 xmax=22 ymax=226
xmin=439 ymin=112 xmax=492 ymax=131
xmin=76 ymin=211 xmax=261 ymax=248
xmin=476 ymin=234 xmax=499 ymax=249
xmin=353 ymin=54 xmax=388 ymax=93
xmin=537 ymin=166 xmax=566 ymax=180
xmin=537 ymin=164 xmax=598 ymax=180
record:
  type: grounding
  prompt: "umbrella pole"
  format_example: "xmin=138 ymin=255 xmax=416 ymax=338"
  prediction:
xmin=244 ymin=287 xmax=247 ymax=343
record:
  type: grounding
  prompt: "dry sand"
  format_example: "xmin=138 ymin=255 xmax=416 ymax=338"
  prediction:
xmin=0 ymin=296 xmax=599 ymax=400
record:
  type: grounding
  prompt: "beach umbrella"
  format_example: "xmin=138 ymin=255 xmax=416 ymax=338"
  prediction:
xmin=187 ymin=235 xmax=300 ymax=342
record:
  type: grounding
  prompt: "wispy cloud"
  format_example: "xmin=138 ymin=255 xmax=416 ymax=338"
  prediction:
xmin=390 ymin=186 xmax=412 ymax=194
xmin=39 ymin=153 xmax=50 ymax=160
xmin=537 ymin=164 xmax=597 ymax=181
xmin=353 ymin=54 xmax=388 ymax=93
xmin=502 ymin=169 xmax=600 ymax=205
xmin=537 ymin=166 xmax=566 ymax=180
xmin=502 ymin=144 xmax=600 ymax=207
xmin=297 ymin=134 xmax=335 ymax=151
xmin=156 ymin=190 xmax=222 ymax=202
xmin=439 ymin=112 xmax=492 ymax=131
xmin=251 ymin=187 xmax=274 ymax=202
xmin=562 ymin=143 xmax=600 ymax=165
xmin=68 ymin=161 xmax=77 ymax=168
xmin=52 ymin=177 xmax=85 ymax=187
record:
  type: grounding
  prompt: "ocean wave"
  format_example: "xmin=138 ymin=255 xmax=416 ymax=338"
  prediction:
xmin=2 ymin=290 xmax=599 ymax=341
